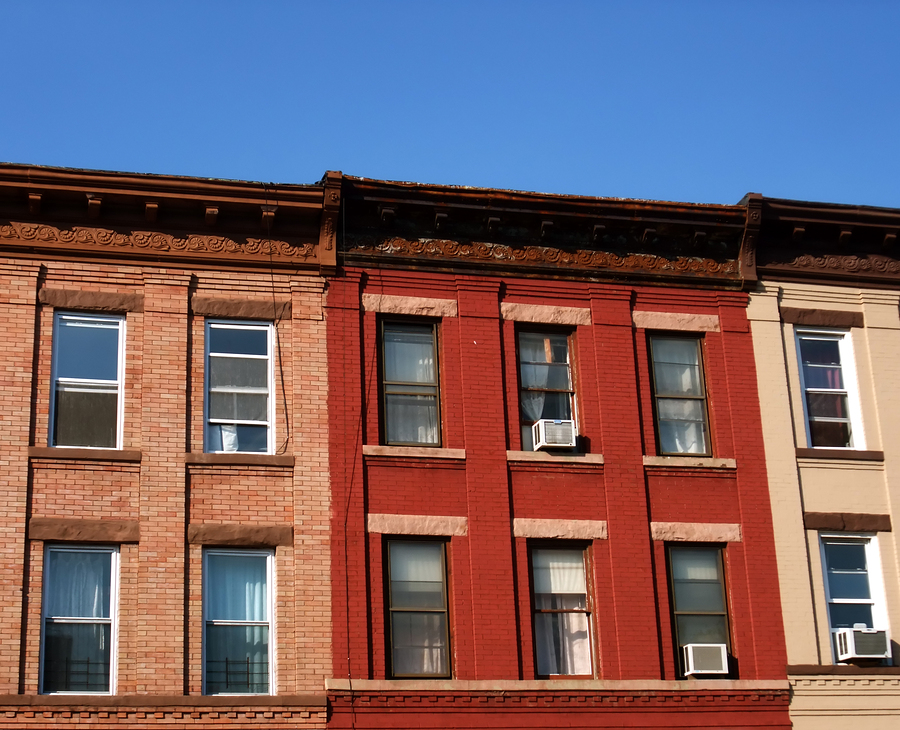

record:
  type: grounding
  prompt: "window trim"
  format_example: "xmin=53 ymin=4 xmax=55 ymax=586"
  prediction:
xmin=50 ymin=312 xmax=126 ymax=450
xmin=794 ymin=328 xmax=866 ymax=450
xmin=648 ymin=334 xmax=711 ymax=457
xmin=528 ymin=544 xmax=594 ymax=678
xmin=202 ymin=548 xmax=275 ymax=696
xmin=40 ymin=545 xmax=119 ymax=695
xmin=385 ymin=538 xmax=451 ymax=679
xmin=204 ymin=320 xmax=275 ymax=455
xmin=380 ymin=320 xmax=442 ymax=448
xmin=818 ymin=532 xmax=888 ymax=661
xmin=516 ymin=329 xmax=578 ymax=452
xmin=666 ymin=544 xmax=731 ymax=678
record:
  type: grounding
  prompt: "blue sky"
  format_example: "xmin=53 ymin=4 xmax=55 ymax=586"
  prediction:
xmin=2 ymin=2 xmax=898 ymax=207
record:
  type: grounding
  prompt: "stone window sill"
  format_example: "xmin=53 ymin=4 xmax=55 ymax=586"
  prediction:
xmin=643 ymin=455 xmax=736 ymax=469
xmin=184 ymin=453 xmax=294 ymax=467
xmin=28 ymin=447 xmax=142 ymax=462
xmin=363 ymin=445 xmax=465 ymax=460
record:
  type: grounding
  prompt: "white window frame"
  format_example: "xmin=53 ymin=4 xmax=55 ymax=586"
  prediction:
xmin=204 ymin=320 xmax=275 ymax=454
xmin=794 ymin=328 xmax=865 ymax=450
xmin=40 ymin=545 xmax=119 ymax=695
xmin=819 ymin=533 xmax=889 ymax=661
xmin=202 ymin=548 xmax=275 ymax=695
xmin=50 ymin=312 xmax=126 ymax=449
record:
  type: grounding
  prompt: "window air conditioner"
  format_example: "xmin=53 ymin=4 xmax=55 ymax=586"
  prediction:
xmin=835 ymin=627 xmax=891 ymax=661
xmin=532 ymin=419 xmax=577 ymax=450
xmin=683 ymin=643 xmax=729 ymax=675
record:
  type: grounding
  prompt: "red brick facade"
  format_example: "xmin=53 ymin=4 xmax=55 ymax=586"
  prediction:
xmin=327 ymin=177 xmax=791 ymax=728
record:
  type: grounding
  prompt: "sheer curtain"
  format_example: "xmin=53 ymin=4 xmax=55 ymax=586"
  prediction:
xmin=519 ymin=335 xmax=550 ymax=423
xmin=43 ymin=549 xmax=112 ymax=692
xmin=205 ymin=553 xmax=269 ymax=693
xmin=652 ymin=339 xmax=706 ymax=454
xmin=532 ymin=550 xmax=591 ymax=675
xmin=384 ymin=327 xmax=439 ymax=444
xmin=389 ymin=542 xmax=447 ymax=676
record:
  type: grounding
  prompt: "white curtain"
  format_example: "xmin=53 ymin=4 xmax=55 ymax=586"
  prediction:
xmin=532 ymin=550 xmax=591 ymax=675
xmin=384 ymin=329 xmax=439 ymax=444
xmin=519 ymin=334 xmax=551 ymax=422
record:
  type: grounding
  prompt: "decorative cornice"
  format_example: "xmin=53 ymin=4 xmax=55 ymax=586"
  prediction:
xmin=0 ymin=221 xmax=316 ymax=263
xmin=347 ymin=237 xmax=740 ymax=281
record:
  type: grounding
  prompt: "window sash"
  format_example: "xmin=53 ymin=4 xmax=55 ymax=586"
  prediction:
xmin=205 ymin=321 xmax=273 ymax=454
xmin=387 ymin=541 xmax=450 ymax=678
xmin=649 ymin=336 xmax=710 ymax=456
xmin=51 ymin=313 xmax=125 ymax=449
xmin=381 ymin=323 xmax=441 ymax=447
xmin=41 ymin=547 xmax=118 ymax=695
xmin=518 ymin=332 xmax=576 ymax=451
xmin=820 ymin=536 xmax=886 ymax=637
xmin=203 ymin=549 xmax=273 ymax=695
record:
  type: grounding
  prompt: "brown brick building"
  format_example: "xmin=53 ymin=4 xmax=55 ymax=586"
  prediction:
xmin=0 ymin=164 xmax=338 ymax=728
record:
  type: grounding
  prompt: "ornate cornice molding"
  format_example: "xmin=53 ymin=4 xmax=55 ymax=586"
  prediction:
xmin=0 ymin=221 xmax=317 ymax=264
xmin=346 ymin=236 xmax=740 ymax=281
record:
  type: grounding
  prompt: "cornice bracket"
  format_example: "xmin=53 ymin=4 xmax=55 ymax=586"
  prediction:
xmin=592 ymin=224 xmax=605 ymax=243
xmin=434 ymin=213 xmax=447 ymax=232
xmin=641 ymin=228 xmax=656 ymax=245
xmin=839 ymin=229 xmax=853 ymax=246
xmin=205 ymin=207 xmax=219 ymax=226
xmin=540 ymin=220 xmax=553 ymax=239
xmin=145 ymin=202 xmax=158 ymax=223
xmin=792 ymin=226 xmax=805 ymax=241
xmin=884 ymin=232 xmax=897 ymax=250
xmin=486 ymin=216 xmax=500 ymax=234
xmin=379 ymin=206 xmax=395 ymax=226
xmin=86 ymin=194 xmax=102 ymax=219
xmin=27 ymin=193 xmax=41 ymax=215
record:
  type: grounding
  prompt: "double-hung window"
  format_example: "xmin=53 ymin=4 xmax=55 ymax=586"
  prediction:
xmin=796 ymin=330 xmax=862 ymax=448
xmin=668 ymin=546 xmax=730 ymax=676
xmin=518 ymin=332 xmax=575 ymax=450
xmin=203 ymin=549 xmax=273 ymax=694
xmin=41 ymin=546 xmax=118 ymax=694
xmin=531 ymin=548 xmax=592 ymax=676
xmin=381 ymin=322 xmax=440 ymax=446
xmin=649 ymin=335 xmax=710 ymax=455
xmin=51 ymin=313 xmax=125 ymax=449
xmin=820 ymin=535 xmax=886 ymax=641
xmin=205 ymin=321 xmax=273 ymax=453
xmin=387 ymin=540 xmax=450 ymax=677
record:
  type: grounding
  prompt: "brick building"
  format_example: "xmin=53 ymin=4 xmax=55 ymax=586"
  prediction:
xmin=0 ymin=164 xmax=338 ymax=728
xmin=748 ymin=196 xmax=900 ymax=727
xmin=326 ymin=177 xmax=791 ymax=729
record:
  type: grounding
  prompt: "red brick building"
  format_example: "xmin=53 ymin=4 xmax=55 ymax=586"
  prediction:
xmin=327 ymin=177 xmax=791 ymax=729
xmin=0 ymin=164 xmax=338 ymax=729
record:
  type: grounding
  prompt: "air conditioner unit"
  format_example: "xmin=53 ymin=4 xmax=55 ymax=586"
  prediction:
xmin=835 ymin=627 xmax=891 ymax=661
xmin=683 ymin=643 xmax=729 ymax=675
xmin=532 ymin=419 xmax=577 ymax=450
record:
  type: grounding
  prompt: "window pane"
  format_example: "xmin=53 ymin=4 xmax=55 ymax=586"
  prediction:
xmin=209 ymin=357 xmax=268 ymax=389
xmin=390 ymin=612 xmax=447 ymax=676
xmin=521 ymin=391 xmax=572 ymax=422
xmin=205 ymin=624 xmax=269 ymax=694
xmin=56 ymin=319 xmax=119 ymax=381
xmin=43 ymin=622 xmax=111 ymax=693
xmin=825 ymin=542 xmax=867 ymax=571
xmin=800 ymin=338 xmax=841 ymax=367
xmin=385 ymin=394 xmax=439 ymax=444
xmin=653 ymin=362 xmax=702 ymax=397
xmin=207 ymin=424 xmax=268 ymax=453
xmin=827 ymin=573 xmax=872 ymax=600
xmin=658 ymin=409 xmax=707 ymax=454
xmin=534 ymin=612 xmax=591 ymax=675
xmin=672 ymin=548 xmax=720 ymax=581
xmin=209 ymin=327 xmax=268 ymax=356
xmin=206 ymin=553 xmax=268 ymax=622
xmin=673 ymin=581 xmax=726 ymax=613
xmin=803 ymin=363 xmax=845 ymax=390
xmin=45 ymin=551 xmax=112 ymax=619
xmin=384 ymin=327 xmax=436 ymax=384
xmin=828 ymin=603 xmax=873 ymax=629
xmin=209 ymin=392 xmax=268 ymax=421
xmin=54 ymin=388 xmax=118 ymax=448
xmin=675 ymin=614 xmax=729 ymax=645
xmin=390 ymin=542 xmax=443 ymax=608
xmin=809 ymin=420 xmax=851 ymax=448
xmin=532 ymin=550 xmax=587 ymax=594
xmin=807 ymin=392 xmax=849 ymax=419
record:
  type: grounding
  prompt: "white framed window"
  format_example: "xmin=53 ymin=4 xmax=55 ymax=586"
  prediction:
xmin=795 ymin=329 xmax=865 ymax=449
xmin=40 ymin=546 xmax=118 ymax=694
xmin=204 ymin=321 xmax=274 ymax=453
xmin=518 ymin=331 xmax=576 ymax=451
xmin=51 ymin=313 xmax=125 ymax=449
xmin=203 ymin=549 xmax=274 ymax=695
xmin=820 ymin=534 xmax=888 ymax=655
xmin=530 ymin=547 xmax=592 ymax=676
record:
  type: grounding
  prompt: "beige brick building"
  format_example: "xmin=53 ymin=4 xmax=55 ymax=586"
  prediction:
xmin=748 ymin=195 xmax=900 ymax=727
xmin=0 ymin=164 xmax=338 ymax=728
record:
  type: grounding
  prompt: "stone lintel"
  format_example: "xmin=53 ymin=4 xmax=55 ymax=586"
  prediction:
xmin=28 ymin=518 xmax=140 ymax=543
xmin=500 ymin=302 xmax=591 ymax=326
xmin=366 ymin=513 xmax=467 ymax=537
xmin=190 ymin=295 xmax=291 ymax=321
xmin=362 ymin=294 xmax=458 ymax=318
xmin=650 ymin=522 xmax=742 ymax=542
xmin=632 ymin=311 xmax=720 ymax=332
xmin=187 ymin=523 xmax=293 ymax=547
xmin=513 ymin=518 xmax=607 ymax=540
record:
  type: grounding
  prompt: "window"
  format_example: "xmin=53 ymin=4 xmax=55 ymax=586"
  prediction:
xmin=518 ymin=332 xmax=575 ymax=450
xmin=205 ymin=321 xmax=273 ymax=453
xmin=531 ymin=548 xmax=592 ymax=676
xmin=386 ymin=540 xmax=450 ymax=677
xmin=381 ymin=322 xmax=440 ymax=446
xmin=668 ymin=547 xmax=729 ymax=676
xmin=51 ymin=313 xmax=125 ymax=449
xmin=649 ymin=336 xmax=710 ymax=455
xmin=203 ymin=549 xmax=273 ymax=694
xmin=41 ymin=546 xmax=118 ymax=693
xmin=820 ymin=535 xmax=887 ymax=643
xmin=796 ymin=330 xmax=863 ymax=448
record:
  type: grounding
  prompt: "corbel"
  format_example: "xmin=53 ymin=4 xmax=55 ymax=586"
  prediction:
xmin=883 ymin=231 xmax=897 ymax=250
xmin=692 ymin=231 xmax=707 ymax=248
xmin=740 ymin=193 xmax=762 ymax=284
xmin=486 ymin=216 xmax=500 ymax=234
xmin=145 ymin=202 xmax=158 ymax=223
xmin=261 ymin=205 xmax=277 ymax=228
xmin=592 ymin=224 xmax=605 ymax=243
xmin=27 ymin=192 xmax=41 ymax=215
xmin=792 ymin=226 xmax=805 ymax=241
xmin=839 ymin=229 xmax=853 ymax=246
xmin=205 ymin=206 xmax=219 ymax=226
xmin=641 ymin=228 xmax=656 ymax=245
xmin=379 ymin=206 xmax=395 ymax=225
xmin=541 ymin=220 xmax=554 ymax=239
xmin=434 ymin=212 xmax=448 ymax=232
xmin=318 ymin=170 xmax=341 ymax=275
xmin=86 ymin=194 xmax=102 ymax=219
